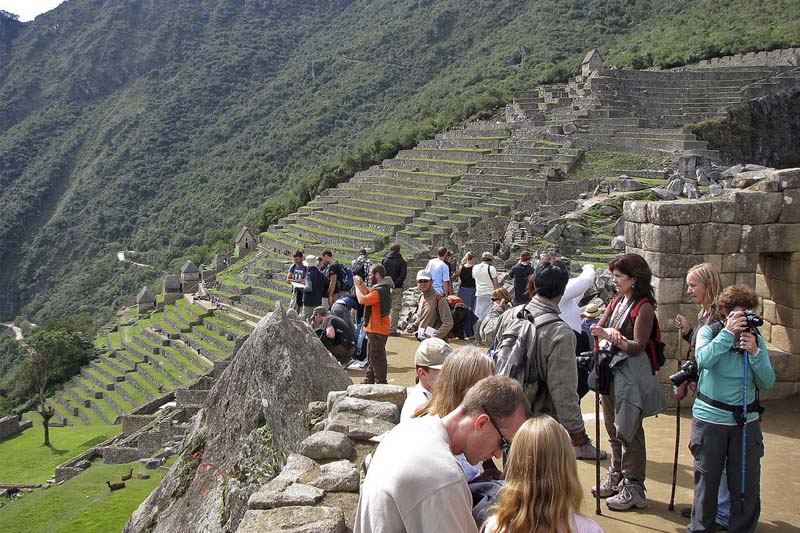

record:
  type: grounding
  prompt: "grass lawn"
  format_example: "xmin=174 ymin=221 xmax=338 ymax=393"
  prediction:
xmin=0 ymin=458 xmax=171 ymax=533
xmin=0 ymin=422 xmax=120 ymax=484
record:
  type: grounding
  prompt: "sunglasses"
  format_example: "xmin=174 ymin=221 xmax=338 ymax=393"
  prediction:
xmin=417 ymin=279 xmax=431 ymax=283
xmin=481 ymin=402 xmax=510 ymax=455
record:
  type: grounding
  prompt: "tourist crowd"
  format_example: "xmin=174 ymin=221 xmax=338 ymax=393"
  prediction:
xmin=283 ymin=246 xmax=774 ymax=533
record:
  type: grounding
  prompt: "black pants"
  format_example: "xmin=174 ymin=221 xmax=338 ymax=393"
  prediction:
xmin=574 ymin=330 xmax=591 ymax=399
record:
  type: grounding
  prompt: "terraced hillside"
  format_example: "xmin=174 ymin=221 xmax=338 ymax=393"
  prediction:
xmin=48 ymin=298 xmax=254 ymax=426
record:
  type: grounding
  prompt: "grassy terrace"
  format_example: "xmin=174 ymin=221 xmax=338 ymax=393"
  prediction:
xmin=397 ymin=157 xmax=477 ymax=165
xmin=182 ymin=331 xmax=232 ymax=360
xmin=300 ymin=216 xmax=391 ymax=237
xmin=126 ymin=371 xmax=161 ymax=398
xmin=204 ymin=315 xmax=250 ymax=337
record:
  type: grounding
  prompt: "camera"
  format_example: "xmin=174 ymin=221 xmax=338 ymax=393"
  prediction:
xmin=577 ymin=351 xmax=595 ymax=371
xmin=669 ymin=360 xmax=698 ymax=387
xmin=742 ymin=310 xmax=764 ymax=334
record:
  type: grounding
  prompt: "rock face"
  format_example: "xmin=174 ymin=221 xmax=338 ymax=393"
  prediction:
xmin=124 ymin=306 xmax=351 ymax=533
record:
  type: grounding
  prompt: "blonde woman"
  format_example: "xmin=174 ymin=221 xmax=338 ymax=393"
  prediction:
xmin=675 ymin=263 xmax=724 ymax=353
xmin=415 ymin=346 xmax=496 ymax=481
xmin=483 ymin=416 xmax=603 ymax=533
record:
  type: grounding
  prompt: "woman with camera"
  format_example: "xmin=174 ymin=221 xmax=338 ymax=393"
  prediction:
xmin=590 ymin=253 xmax=666 ymax=511
xmin=688 ymin=285 xmax=775 ymax=533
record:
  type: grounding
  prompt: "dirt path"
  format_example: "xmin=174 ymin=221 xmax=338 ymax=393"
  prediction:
xmin=2 ymin=322 xmax=23 ymax=341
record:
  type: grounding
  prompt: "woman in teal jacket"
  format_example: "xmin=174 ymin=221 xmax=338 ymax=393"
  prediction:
xmin=688 ymin=285 xmax=775 ymax=533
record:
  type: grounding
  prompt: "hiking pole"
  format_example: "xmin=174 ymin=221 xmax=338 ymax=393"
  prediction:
xmin=595 ymin=349 xmax=602 ymax=516
xmin=741 ymin=348 xmax=749 ymax=507
xmin=669 ymin=333 xmax=684 ymax=511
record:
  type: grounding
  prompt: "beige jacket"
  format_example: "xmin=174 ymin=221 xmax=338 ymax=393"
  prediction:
xmin=411 ymin=290 xmax=454 ymax=339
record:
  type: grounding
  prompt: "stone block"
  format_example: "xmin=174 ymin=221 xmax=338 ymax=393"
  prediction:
xmin=760 ymin=254 xmax=800 ymax=284
xmin=679 ymin=224 xmax=742 ymax=255
xmin=740 ymin=224 xmax=800 ymax=253
xmin=639 ymin=224 xmax=681 ymax=253
xmin=248 ymin=479 xmax=324 ymax=510
xmin=768 ymin=350 xmax=800 ymax=382
xmin=732 ymin=191 xmax=783 ymax=224
xmin=758 ymin=382 xmax=799 ymax=401
xmin=773 ymin=168 xmax=800 ymax=190
xmin=774 ymin=302 xmax=800 ymax=329
xmin=652 ymin=277 xmax=687 ymax=306
xmin=761 ymin=299 xmax=777 ymax=324
xmin=765 ymin=279 xmax=800 ymax=308
xmin=643 ymin=251 xmax=701 ymax=278
xmin=309 ymin=460 xmax=360 ymax=493
xmin=237 ymin=507 xmax=345 ymax=533
xmin=779 ymin=190 xmax=800 ymax=223
xmin=325 ymin=412 xmax=396 ymax=441
xmin=326 ymin=390 xmax=347 ymax=413
xmin=648 ymin=201 xmax=710 ymax=226
xmin=297 ymin=430 xmax=356 ymax=462
xmin=623 ymin=200 xmax=649 ymax=223
xmin=623 ymin=222 xmax=641 ymax=248
xmin=734 ymin=272 xmax=756 ymax=288
xmin=331 ymin=397 xmax=399 ymax=423
xmin=306 ymin=401 xmax=327 ymax=417
xmin=770 ymin=325 xmax=800 ymax=353
xmin=721 ymin=253 xmax=758 ymax=274
xmin=276 ymin=454 xmax=319 ymax=484
xmin=710 ymin=199 xmax=736 ymax=223
xmin=701 ymin=254 xmax=723 ymax=274
xmin=761 ymin=322 xmax=772 ymax=343
xmin=346 ymin=384 xmax=407 ymax=409
xmin=656 ymin=304 xmax=700 ymax=334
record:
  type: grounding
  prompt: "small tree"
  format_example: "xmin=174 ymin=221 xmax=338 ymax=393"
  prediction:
xmin=22 ymin=327 xmax=94 ymax=446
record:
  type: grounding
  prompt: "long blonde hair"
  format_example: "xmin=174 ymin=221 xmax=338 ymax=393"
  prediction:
xmin=687 ymin=263 xmax=722 ymax=316
xmin=414 ymin=346 xmax=495 ymax=417
xmin=488 ymin=416 xmax=583 ymax=533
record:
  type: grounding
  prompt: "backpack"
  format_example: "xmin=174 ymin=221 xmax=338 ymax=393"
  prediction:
xmin=606 ymin=296 xmax=665 ymax=373
xmin=352 ymin=257 xmax=370 ymax=279
xmin=339 ymin=264 xmax=355 ymax=292
xmin=489 ymin=304 xmax=562 ymax=404
xmin=434 ymin=294 xmax=468 ymax=339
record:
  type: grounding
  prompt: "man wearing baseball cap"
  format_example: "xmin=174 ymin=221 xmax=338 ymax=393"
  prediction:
xmin=312 ymin=306 xmax=356 ymax=366
xmin=400 ymin=338 xmax=453 ymax=421
xmin=406 ymin=270 xmax=453 ymax=340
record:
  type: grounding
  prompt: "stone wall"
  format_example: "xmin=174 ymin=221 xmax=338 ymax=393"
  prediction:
xmin=0 ymin=414 xmax=32 ymax=441
xmin=678 ymin=48 xmax=800 ymax=70
xmin=623 ymin=168 xmax=800 ymax=398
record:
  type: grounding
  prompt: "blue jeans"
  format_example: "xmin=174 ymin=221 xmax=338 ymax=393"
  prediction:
xmin=458 ymin=286 xmax=477 ymax=337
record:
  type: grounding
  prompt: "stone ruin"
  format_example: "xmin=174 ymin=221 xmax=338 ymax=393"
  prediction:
xmin=623 ymin=168 xmax=800 ymax=398
xmin=124 ymin=304 xmax=351 ymax=533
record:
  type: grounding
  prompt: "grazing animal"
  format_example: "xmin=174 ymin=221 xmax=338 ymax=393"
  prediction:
xmin=106 ymin=481 xmax=126 ymax=491
xmin=121 ymin=468 xmax=133 ymax=481
xmin=4 ymin=486 xmax=20 ymax=499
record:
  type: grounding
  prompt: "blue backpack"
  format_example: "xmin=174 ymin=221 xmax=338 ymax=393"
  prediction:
xmin=339 ymin=264 xmax=355 ymax=292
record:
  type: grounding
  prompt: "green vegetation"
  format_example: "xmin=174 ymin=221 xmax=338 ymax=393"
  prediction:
xmin=567 ymin=150 xmax=672 ymax=180
xmin=0 ymin=422 xmax=119 ymax=484
xmin=0 ymin=458 xmax=171 ymax=533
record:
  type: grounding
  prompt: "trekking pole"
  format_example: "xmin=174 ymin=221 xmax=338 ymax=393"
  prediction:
xmin=595 ymin=350 xmax=602 ymax=516
xmin=741 ymin=349 xmax=749 ymax=506
xmin=669 ymin=333 xmax=683 ymax=511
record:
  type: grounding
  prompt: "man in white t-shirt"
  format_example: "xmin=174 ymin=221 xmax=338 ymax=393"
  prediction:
xmin=425 ymin=246 xmax=452 ymax=295
xmin=473 ymin=252 xmax=500 ymax=322
xmin=400 ymin=338 xmax=453 ymax=421
xmin=354 ymin=376 xmax=532 ymax=533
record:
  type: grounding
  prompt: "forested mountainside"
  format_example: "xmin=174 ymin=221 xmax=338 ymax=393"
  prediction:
xmin=0 ymin=0 xmax=798 ymax=326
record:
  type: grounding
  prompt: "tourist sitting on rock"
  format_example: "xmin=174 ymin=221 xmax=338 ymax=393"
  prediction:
xmin=354 ymin=376 xmax=531 ymax=533
xmin=483 ymin=416 xmax=603 ymax=533
xmin=405 ymin=270 xmax=453 ymax=340
xmin=311 ymin=306 xmax=356 ymax=365
xmin=412 ymin=346 xmax=497 ymax=483
xmin=400 ymin=337 xmax=453 ymax=422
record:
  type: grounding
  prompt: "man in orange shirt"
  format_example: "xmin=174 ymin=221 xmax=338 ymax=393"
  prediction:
xmin=354 ymin=263 xmax=393 ymax=384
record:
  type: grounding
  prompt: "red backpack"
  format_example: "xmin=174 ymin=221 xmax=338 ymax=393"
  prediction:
xmin=605 ymin=296 xmax=665 ymax=373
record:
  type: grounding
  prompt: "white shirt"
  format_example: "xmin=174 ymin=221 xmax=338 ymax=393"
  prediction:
xmin=400 ymin=383 xmax=431 ymax=422
xmin=354 ymin=416 xmax=477 ymax=533
xmin=425 ymin=258 xmax=451 ymax=294
xmin=473 ymin=262 xmax=497 ymax=296
xmin=483 ymin=512 xmax=604 ymax=533
xmin=560 ymin=264 xmax=596 ymax=332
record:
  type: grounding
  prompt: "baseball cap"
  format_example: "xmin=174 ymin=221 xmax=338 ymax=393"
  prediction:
xmin=416 ymin=270 xmax=432 ymax=281
xmin=312 ymin=306 xmax=328 ymax=316
xmin=414 ymin=338 xmax=453 ymax=369
xmin=481 ymin=252 xmax=493 ymax=260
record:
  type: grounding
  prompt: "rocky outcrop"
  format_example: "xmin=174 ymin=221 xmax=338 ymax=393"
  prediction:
xmin=123 ymin=305 xmax=351 ymax=533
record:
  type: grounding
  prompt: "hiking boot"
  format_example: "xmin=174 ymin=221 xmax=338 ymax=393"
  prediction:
xmin=340 ymin=358 xmax=355 ymax=369
xmin=606 ymin=480 xmax=648 ymax=511
xmin=591 ymin=469 xmax=622 ymax=498
xmin=574 ymin=440 xmax=608 ymax=460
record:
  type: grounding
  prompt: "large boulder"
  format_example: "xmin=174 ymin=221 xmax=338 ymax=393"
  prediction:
xmin=124 ymin=305 xmax=351 ymax=533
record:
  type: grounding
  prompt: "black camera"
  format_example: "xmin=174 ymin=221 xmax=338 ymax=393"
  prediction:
xmin=669 ymin=360 xmax=698 ymax=387
xmin=577 ymin=351 xmax=595 ymax=371
xmin=742 ymin=310 xmax=764 ymax=334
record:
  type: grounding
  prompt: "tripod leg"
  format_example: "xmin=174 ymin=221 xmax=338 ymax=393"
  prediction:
xmin=669 ymin=396 xmax=681 ymax=511
xmin=595 ymin=383 xmax=602 ymax=516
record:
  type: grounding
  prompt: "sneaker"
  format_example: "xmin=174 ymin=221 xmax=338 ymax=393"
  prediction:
xmin=606 ymin=480 xmax=648 ymax=511
xmin=340 ymin=358 xmax=355 ymax=369
xmin=591 ymin=469 xmax=622 ymax=498
xmin=352 ymin=359 xmax=369 ymax=369
xmin=574 ymin=440 xmax=608 ymax=460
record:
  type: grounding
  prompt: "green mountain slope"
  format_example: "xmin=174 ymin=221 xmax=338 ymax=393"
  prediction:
xmin=0 ymin=0 xmax=798 ymax=325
